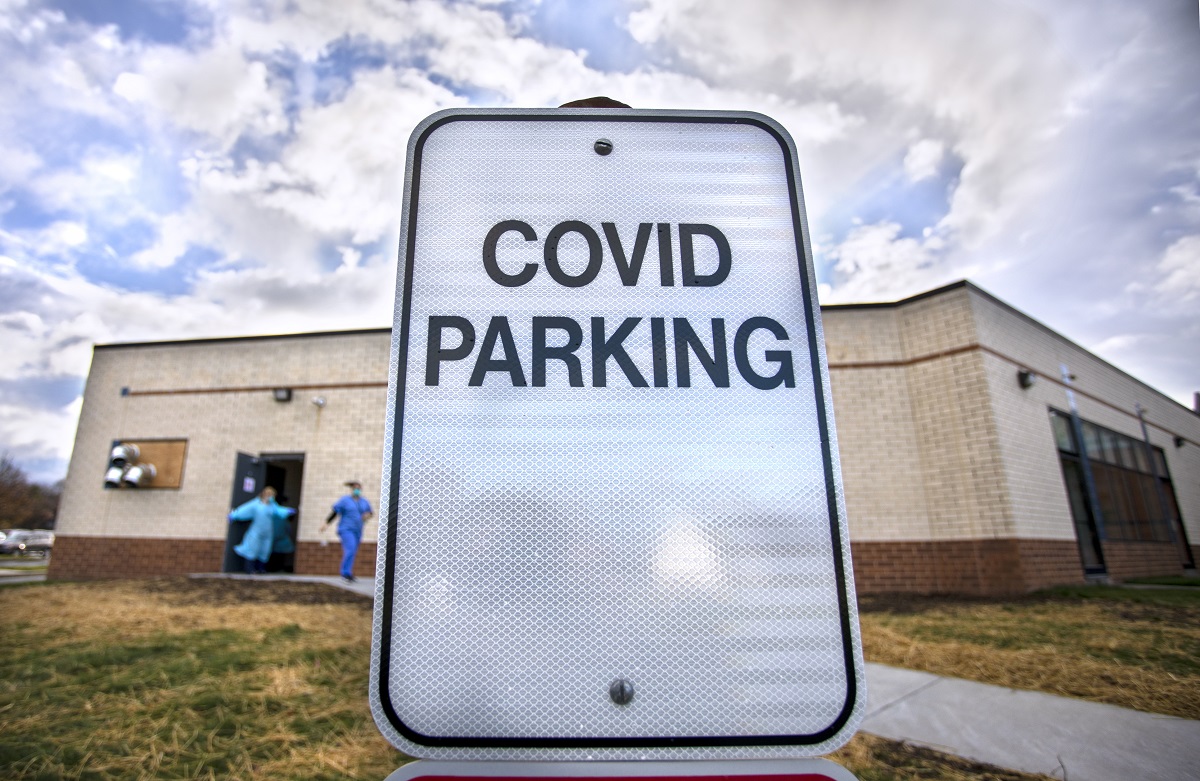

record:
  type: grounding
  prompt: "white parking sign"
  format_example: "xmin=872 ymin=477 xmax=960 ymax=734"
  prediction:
xmin=371 ymin=108 xmax=864 ymax=760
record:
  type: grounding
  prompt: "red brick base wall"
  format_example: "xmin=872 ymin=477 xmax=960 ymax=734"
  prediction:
xmin=294 ymin=540 xmax=378 ymax=578
xmin=851 ymin=536 xmax=1194 ymax=596
xmin=48 ymin=536 xmax=226 ymax=579
xmin=47 ymin=534 xmax=1189 ymax=591
xmin=850 ymin=538 xmax=1086 ymax=596
xmin=48 ymin=535 xmax=381 ymax=580
xmin=1101 ymin=540 xmax=1186 ymax=582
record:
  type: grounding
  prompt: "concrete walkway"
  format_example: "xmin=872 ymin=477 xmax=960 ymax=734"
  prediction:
xmin=189 ymin=571 xmax=377 ymax=599
xmin=191 ymin=573 xmax=1200 ymax=780
xmin=864 ymin=663 xmax=1200 ymax=780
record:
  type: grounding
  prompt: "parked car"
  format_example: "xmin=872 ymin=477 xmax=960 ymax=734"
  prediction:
xmin=0 ymin=530 xmax=54 ymax=557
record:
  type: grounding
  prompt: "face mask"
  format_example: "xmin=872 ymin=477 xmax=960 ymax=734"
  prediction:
xmin=352 ymin=488 xmax=361 ymax=497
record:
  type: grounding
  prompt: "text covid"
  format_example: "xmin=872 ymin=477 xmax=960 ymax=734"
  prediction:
xmin=422 ymin=221 xmax=799 ymax=390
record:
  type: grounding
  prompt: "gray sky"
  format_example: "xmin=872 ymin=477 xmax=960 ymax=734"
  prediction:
xmin=2 ymin=0 xmax=1198 ymax=483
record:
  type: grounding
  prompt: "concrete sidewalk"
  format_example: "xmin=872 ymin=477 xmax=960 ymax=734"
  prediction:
xmin=864 ymin=663 xmax=1200 ymax=780
xmin=195 ymin=574 xmax=1200 ymax=780
xmin=190 ymin=571 xmax=377 ymax=598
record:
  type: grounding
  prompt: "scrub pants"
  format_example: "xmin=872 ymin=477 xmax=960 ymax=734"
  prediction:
xmin=339 ymin=528 xmax=362 ymax=578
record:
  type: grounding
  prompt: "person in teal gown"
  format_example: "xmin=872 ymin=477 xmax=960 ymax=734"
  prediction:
xmin=229 ymin=487 xmax=295 ymax=574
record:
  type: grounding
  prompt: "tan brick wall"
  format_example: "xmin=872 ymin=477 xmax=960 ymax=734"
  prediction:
xmin=825 ymin=286 xmax=1013 ymax=544
xmin=971 ymin=289 xmax=1200 ymax=552
xmin=825 ymin=283 xmax=1200 ymax=589
xmin=56 ymin=331 xmax=392 ymax=559
xmin=828 ymin=365 xmax=931 ymax=541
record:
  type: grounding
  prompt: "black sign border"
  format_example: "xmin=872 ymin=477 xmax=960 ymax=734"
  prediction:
xmin=377 ymin=109 xmax=858 ymax=750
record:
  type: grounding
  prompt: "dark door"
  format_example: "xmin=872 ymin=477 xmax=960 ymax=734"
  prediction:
xmin=261 ymin=454 xmax=304 ymax=573
xmin=224 ymin=452 xmax=266 ymax=572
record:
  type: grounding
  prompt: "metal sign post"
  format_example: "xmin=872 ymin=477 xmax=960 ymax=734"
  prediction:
xmin=372 ymin=108 xmax=864 ymax=761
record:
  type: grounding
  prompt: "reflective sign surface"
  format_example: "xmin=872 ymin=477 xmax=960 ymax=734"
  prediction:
xmin=372 ymin=109 xmax=863 ymax=760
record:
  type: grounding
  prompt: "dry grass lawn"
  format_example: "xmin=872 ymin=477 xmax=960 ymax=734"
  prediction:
xmin=8 ymin=578 xmax=1196 ymax=780
xmin=1 ymin=579 xmax=403 ymax=780
xmin=858 ymin=587 xmax=1200 ymax=720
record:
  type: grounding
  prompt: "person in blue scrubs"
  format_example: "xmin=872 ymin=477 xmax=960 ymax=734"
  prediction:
xmin=325 ymin=480 xmax=373 ymax=583
xmin=229 ymin=487 xmax=295 ymax=574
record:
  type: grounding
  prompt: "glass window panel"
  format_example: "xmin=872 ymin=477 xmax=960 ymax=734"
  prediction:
xmin=1130 ymin=439 xmax=1151 ymax=473
xmin=1124 ymin=472 xmax=1151 ymax=540
xmin=1161 ymin=479 xmax=1181 ymax=520
xmin=1082 ymin=422 xmax=1105 ymax=462
xmin=1060 ymin=459 xmax=1105 ymax=571
xmin=1153 ymin=449 xmax=1169 ymax=478
xmin=1051 ymin=412 xmax=1076 ymax=453
xmin=1148 ymin=478 xmax=1179 ymax=544
xmin=1102 ymin=430 xmax=1124 ymax=467
xmin=1093 ymin=464 xmax=1127 ymax=539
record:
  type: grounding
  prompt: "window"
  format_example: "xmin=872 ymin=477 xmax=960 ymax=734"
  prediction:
xmin=1049 ymin=410 xmax=1177 ymax=543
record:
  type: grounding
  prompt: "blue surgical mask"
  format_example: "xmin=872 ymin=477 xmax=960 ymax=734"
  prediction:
xmin=352 ymin=488 xmax=362 ymax=497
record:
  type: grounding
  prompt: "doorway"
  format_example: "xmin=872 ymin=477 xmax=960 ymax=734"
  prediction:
xmin=223 ymin=452 xmax=305 ymax=573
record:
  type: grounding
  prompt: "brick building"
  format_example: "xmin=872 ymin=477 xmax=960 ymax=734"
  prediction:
xmin=50 ymin=281 xmax=1199 ymax=595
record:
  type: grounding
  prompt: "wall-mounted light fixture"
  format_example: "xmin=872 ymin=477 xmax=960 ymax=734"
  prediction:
xmin=104 ymin=442 xmax=156 ymax=489
xmin=1176 ymin=436 xmax=1186 ymax=448
xmin=106 ymin=443 xmax=139 ymax=485
xmin=1017 ymin=369 xmax=1038 ymax=389
xmin=123 ymin=463 xmax=157 ymax=487
xmin=273 ymin=388 xmax=293 ymax=402
xmin=312 ymin=396 xmax=326 ymax=408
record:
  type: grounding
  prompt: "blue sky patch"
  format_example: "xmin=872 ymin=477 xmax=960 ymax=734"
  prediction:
xmin=77 ymin=244 xmax=220 ymax=296
xmin=0 ymin=376 xmax=84 ymax=411
xmin=50 ymin=0 xmax=203 ymax=45
xmin=820 ymin=155 xmax=960 ymax=245
xmin=518 ymin=0 xmax=649 ymax=73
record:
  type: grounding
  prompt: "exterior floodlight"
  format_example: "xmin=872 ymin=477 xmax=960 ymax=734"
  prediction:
xmin=105 ymin=442 xmax=141 ymax=488
xmin=273 ymin=388 xmax=293 ymax=402
xmin=122 ymin=463 xmax=156 ymax=487
xmin=1017 ymin=369 xmax=1037 ymax=389
xmin=110 ymin=443 xmax=140 ymax=466
xmin=104 ymin=465 xmax=126 ymax=488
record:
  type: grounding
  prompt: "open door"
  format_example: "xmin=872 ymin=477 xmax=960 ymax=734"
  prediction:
xmin=262 ymin=453 xmax=304 ymax=573
xmin=223 ymin=452 xmax=266 ymax=572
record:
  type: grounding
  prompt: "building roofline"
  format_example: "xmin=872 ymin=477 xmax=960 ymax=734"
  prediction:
xmin=824 ymin=279 xmax=1197 ymax=417
xmin=819 ymin=279 xmax=972 ymax=310
xmin=94 ymin=327 xmax=392 ymax=351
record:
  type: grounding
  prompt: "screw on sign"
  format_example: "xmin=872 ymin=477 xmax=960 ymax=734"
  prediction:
xmin=371 ymin=107 xmax=865 ymax=763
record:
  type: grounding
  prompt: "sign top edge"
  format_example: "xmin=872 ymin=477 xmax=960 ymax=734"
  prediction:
xmin=407 ymin=107 xmax=797 ymax=155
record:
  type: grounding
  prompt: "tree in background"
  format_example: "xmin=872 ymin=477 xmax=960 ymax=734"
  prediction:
xmin=0 ymin=454 xmax=61 ymax=530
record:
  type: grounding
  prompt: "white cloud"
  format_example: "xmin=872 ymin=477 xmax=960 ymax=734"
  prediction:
xmin=267 ymin=67 xmax=464 ymax=243
xmin=904 ymin=138 xmax=945 ymax=182
xmin=623 ymin=0 xmax=1074 ymax=254
xmin=1154 ymin=234 xmax=1200 ymax=302
xmin=823 ymin=221 xmax=946 ymax=303
xmin=0 ymin=397 xmax=82 ymax=465
xmin=0 ymin=145 xmax=42 ymax=190
xmin=113 ymin=41 xmax=288 ymax=149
